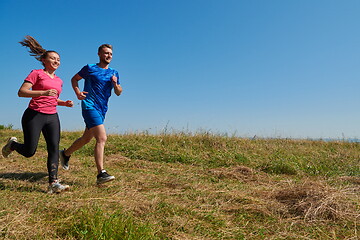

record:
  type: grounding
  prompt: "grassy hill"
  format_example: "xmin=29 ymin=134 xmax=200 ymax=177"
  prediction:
xmin=0 ymin=129 xmax=359 ymax=239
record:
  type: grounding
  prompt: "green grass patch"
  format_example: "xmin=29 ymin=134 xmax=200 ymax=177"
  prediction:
xmin=59 ymin=207 xmax=159 ymax=240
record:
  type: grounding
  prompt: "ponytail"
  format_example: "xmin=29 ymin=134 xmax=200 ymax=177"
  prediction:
xmin=19 ymin=36 xmax=59 ymax=62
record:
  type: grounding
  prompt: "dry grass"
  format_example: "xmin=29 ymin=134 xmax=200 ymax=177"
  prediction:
xmin=0 ymin=129 xmax=359 ymax=239
xmin=273 ymin=180 xmax=359 ymax=221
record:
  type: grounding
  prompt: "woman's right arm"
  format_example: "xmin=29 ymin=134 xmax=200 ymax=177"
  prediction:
xmin=18 ymin=81 xmax=57 ymax=98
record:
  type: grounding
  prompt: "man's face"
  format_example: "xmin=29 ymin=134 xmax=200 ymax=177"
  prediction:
xmin=98 ymin=47 xmax=113 ymax=64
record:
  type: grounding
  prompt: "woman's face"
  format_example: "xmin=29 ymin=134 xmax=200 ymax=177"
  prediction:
xmin=42 ymin=52 xmax=60 ymax=71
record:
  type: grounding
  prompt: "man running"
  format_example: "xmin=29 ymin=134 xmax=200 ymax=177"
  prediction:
xmin=60 ymin=44 xmax=122 ymax=184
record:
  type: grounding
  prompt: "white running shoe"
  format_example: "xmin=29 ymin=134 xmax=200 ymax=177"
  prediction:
xmin=48 ymin=180 xmax=70 ymax=194
xmin=2 ymin=137 xmax=17 ymax=158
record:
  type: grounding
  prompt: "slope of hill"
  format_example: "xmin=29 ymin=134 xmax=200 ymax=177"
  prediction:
xmin=1 ymin=129 xmax=359 ymax=239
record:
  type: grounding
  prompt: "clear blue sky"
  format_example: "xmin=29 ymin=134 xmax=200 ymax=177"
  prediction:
xmin=1 ymin=0 xmax=360 ymax=139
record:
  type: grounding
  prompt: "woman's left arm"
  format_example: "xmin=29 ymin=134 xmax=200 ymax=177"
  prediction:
xmin=57 ymin=99 xmax=74 ymax=107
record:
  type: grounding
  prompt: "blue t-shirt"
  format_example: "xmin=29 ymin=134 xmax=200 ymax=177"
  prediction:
xmin=78 ymin=64 xmax=120 ymax=116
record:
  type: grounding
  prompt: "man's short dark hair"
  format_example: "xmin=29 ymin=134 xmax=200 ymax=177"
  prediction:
xmin=98 ymin=44 xmax=113 ymax=53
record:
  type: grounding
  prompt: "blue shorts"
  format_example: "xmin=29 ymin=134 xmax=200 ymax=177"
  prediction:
xmin=82 ymin=109 xmax=105 ymax=129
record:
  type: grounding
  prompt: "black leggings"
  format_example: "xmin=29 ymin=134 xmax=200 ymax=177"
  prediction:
xmin=12 ymin=108 xmax=60 ymax=183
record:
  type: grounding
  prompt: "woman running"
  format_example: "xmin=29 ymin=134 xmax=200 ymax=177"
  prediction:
xmin=2 ymin=36 xmax=73 ymax=193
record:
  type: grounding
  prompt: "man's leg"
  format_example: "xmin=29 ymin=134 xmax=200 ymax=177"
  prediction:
xmin=64 ymin=128 xmax=93 ymax=156
xmin=90 ymin=124 xmax=107 ymax=173
xmin=90 ymin=124 xmax=115 ymax=184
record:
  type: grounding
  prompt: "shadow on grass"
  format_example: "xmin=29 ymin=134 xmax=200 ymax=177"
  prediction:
xmin=0 ymin=172 xmax=48 ymax=193
xmin=0 ymin=172 xmax=47 ymax=182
